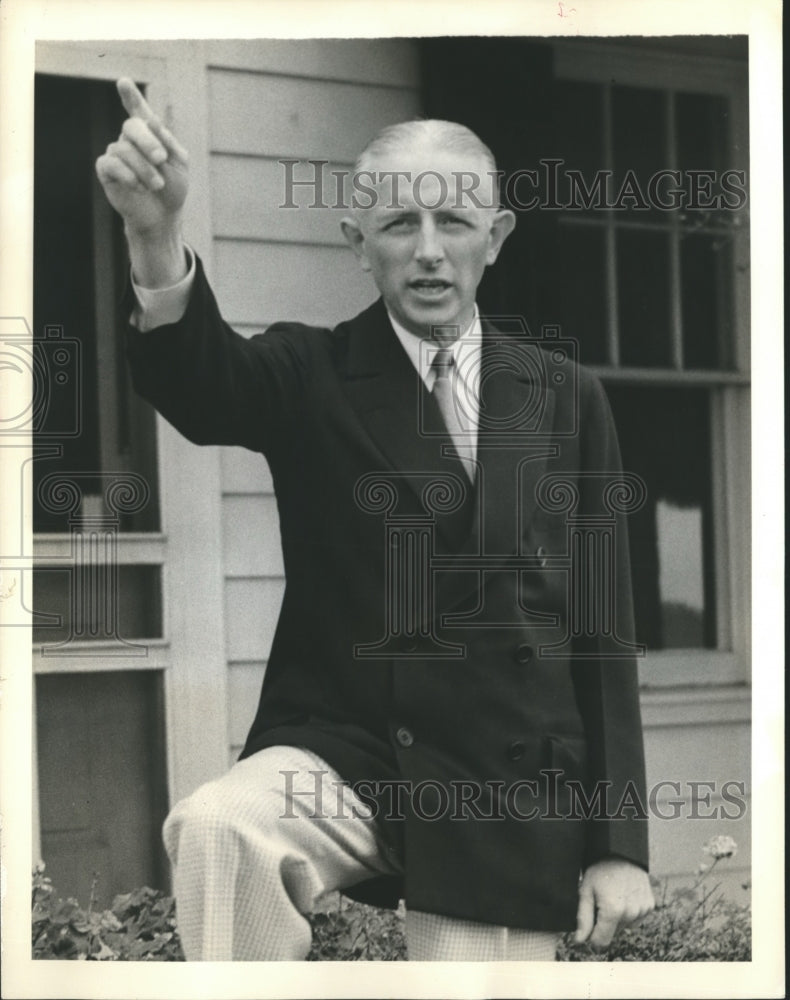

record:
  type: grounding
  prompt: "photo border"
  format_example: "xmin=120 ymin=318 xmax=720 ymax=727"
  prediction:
xmin=1 ymin=1 xmax=783 ymax=997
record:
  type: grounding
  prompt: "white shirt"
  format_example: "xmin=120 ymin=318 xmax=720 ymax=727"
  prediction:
xmin=386 ymin=309 xmax=481 ymax=464
xmin=131 ymin=245 xmax=481 ymax=461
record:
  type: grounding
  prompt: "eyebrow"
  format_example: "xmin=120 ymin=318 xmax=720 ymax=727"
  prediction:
xmin=376 ymin=207 xmax=475 ymax=225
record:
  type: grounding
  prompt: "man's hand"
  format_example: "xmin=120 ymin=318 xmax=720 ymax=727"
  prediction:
xmin=95 ymin=78 xmax=190 ymax=286
xmin=574 ymin=857 xmax=654 ymax=950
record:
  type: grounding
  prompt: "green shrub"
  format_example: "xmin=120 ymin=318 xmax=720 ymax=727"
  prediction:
xmin=307 ymin=896 xmax=406 ymax=961
xmin=32 ymin=838 xmax=749 ymax=961
xmin=32 ymin=865 xmax=185 ymax=961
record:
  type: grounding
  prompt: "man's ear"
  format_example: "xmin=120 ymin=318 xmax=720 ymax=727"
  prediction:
xmin=485 ymin=209 xmax=516 ymax=265
xmin=341 ymin=217 xmax=371 ymax=272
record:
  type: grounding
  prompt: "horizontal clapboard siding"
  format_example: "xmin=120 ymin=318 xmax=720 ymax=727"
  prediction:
xmin=206 ymin=38 xmax=419 ymax=87
xmin=228 ymin=661 xmax=268 ymax=764
xmin=211 ymin=155 xmax=352 ymax=245
xmin=224 ymin=577 xmax=285 ymax=662
xmin=213 ymin=238 xmax=375 ymax=328
xmin=644 ymin=717 xmax=751 ymax=893
xmin=223 ymin=495 xmax=284 ymax=577
xmin=209 ymin=69 xmax=420 ymax=160
xmin=213 ymin=41 xmax=422 ymax=775
xmin=221 ymin=447 xmax=274 ymax=494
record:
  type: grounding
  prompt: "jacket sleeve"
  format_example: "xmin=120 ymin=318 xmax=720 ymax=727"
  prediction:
xmin=124 ymin=253 xmax=310 ymax=456
xmin=572 ymin=372 xmax=650 ymax=872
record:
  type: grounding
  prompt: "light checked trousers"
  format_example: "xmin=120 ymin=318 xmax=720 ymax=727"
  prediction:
xmin=162 ymin=745 xmax=561 ymax=961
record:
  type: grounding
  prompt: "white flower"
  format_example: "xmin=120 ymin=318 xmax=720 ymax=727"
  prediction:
xmin=703 ymin=835 xmax=738 ymax=859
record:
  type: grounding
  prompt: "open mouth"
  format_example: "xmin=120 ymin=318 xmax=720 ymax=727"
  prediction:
xmin=409 ymin=279 xmax=452 ymax=296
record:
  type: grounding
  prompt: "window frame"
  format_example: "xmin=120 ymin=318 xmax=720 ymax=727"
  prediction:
xmin=552 ymin=39 xmax=750 ymax=687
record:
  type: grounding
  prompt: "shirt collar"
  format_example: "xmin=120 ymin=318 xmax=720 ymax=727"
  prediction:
xmin=386 ymin=306 xmax=482 ymax=388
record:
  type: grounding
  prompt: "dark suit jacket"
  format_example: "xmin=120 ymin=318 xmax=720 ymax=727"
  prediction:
xmin=126 ymin=256 xmax=648 ymax=931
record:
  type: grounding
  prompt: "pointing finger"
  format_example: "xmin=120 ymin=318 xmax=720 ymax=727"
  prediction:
xmin=117 ymin=77 xmax=188 ymax=165
xmin=117 ymin=77 xmax=156 ymax=122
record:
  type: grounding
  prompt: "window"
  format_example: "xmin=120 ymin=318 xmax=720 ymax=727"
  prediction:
xmin=420 ymin=36 xmax=750 ymax=685
xmin=33 ymin=72 xmax=169 ymax=899
xmin=32 ymin=74 xmax=165 ymax=652
xmin=551 ymin=39 xmax=750 ymax=683
xmin=552 ymin=77 xmax=742 ymax=372
xmin=33 ymin=74 xmax=160 ymax=534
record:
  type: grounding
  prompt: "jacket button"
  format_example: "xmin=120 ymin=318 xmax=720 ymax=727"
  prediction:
xmin=513 ymin=643 xmax=534 ymax=664
xmin=395 ymin=726 xmax=414 ymax=748
xmin=536 ymin=545 xmax=548 ymax=568
xmin=507 ymin=740 xmax=526 ymax=761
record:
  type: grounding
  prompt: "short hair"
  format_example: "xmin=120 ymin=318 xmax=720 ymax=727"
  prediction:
xmin=353 ymin=119 xmax=500 ymax=207
xmin=355 ymin=118 xmax=498 ymax=175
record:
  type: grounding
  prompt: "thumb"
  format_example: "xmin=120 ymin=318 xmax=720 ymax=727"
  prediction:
xmin=574 ymin=881 xmax=595 ymax=944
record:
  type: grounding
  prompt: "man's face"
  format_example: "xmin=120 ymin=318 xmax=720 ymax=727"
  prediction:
xmin=342 ymin=141 xmax=515 ymax=339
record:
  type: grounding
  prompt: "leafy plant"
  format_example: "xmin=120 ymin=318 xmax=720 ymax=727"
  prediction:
xmin=32 ymin=836 xmax=750 ymax=962
xmin=32 ymin=864 xmax=185 ymax=961
xmin=307 ymin=895 xmax=406 ymax=961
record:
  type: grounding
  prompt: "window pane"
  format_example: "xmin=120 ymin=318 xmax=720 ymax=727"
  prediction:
xmin=655 ymin=498 xmax=707 ymax=646
xmin=611 ymin=85 xmax=666 ymax=219
xmin=681 ymin=232 xmax=735 ymax=369
xmin=616 ymin=229 xmax=672 ymax=367
xmin=36 ymin=671 xmax=168 ymax=908
xmin=605 ymin=385 xmax=716 ymax=651
xmin=676 ymin=91 xmax=729 ymax=175
xmin=32 ymin=565 xmax=163 ymax=643
xmin=554 ymin=79 xmax=605 ymax=213
xmin=556 ymin=223 xmax=608 ymax=363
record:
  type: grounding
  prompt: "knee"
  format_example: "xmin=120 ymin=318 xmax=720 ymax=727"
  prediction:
xmin=163 ymin=778 xmax=245 ymax=855
xmin=162 ymin=772 xmax=284 ymax=862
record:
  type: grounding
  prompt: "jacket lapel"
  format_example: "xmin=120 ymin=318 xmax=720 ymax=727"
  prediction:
xmin=475 ymin=325 xmax=558 ymax=556
xmin=339 ymin=300 xmax=559 ymax=566
xmin=339 ymin=300 xmax=474 ymax=549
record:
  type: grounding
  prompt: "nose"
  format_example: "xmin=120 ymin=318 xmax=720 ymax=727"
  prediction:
xmin=414 ymin=218 xmax=444 ymax=267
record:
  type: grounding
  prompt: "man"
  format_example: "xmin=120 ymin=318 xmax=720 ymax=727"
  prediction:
xmin=96 ymin=77 xmax=654 ymax=962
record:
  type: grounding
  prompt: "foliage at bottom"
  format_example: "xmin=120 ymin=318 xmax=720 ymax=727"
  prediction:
xmin=32 ymin=865 xmax=185 ymax=962
xmin=32 ymin=837 xmax=749 ymax=962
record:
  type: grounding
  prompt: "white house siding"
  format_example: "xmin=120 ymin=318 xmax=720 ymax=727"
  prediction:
xmin=642 ymin=690 xmax=751 ymax=895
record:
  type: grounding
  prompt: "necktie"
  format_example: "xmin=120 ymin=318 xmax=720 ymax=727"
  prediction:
xmin=431 ymin=347 xmax=475 ymax=481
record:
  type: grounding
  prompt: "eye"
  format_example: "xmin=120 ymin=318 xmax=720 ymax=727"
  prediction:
xmin=438 ymin=215 xmax=470 ymax=229
xmin=383 ymin=216 xmax=415 ymax=231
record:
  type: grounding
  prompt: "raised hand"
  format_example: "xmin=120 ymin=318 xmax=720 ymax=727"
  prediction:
xmin=96 ymin=77 xmax=189 ymax=235
xmin=95 ymin=78 xmax=190 ymax=287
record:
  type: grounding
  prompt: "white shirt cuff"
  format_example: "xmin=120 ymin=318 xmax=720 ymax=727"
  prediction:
xmin=130 ymin=245 xmax=196 ymax=332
